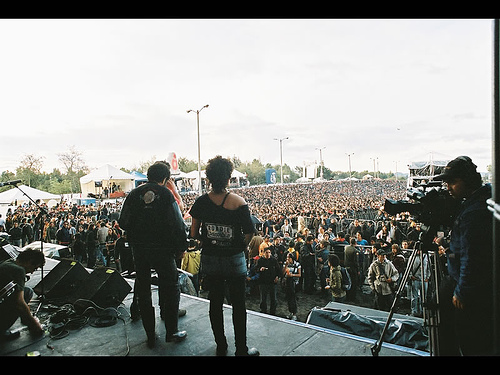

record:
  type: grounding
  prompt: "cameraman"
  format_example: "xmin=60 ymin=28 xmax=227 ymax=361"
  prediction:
xmin=433 ymin=156 xmax=493 ymax=355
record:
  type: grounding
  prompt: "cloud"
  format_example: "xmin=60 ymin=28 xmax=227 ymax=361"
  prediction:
xmin=0 ymin=19 xmax=493 ymax=175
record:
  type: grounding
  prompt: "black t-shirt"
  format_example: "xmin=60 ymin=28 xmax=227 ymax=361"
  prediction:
xmin=189 ymin=193 xmax=255 ymax=256
xmin=0 ymin=259 xmax=26 ymax=312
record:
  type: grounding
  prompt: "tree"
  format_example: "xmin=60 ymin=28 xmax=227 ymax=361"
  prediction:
xmin=57 ymin=146 xmax=86 ymax=174
xmin=178 ymin=157 xmax=201 ymax=173
xmin=17 ymin=154 xmax=45 ymax=187
xmin=238 ymin=159 xmax=266 ymax=185
xmin=57 ymin=146 xmax=88 ymax=194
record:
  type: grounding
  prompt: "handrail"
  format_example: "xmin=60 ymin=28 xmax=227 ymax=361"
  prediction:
xmin=487 ymin=198 xmax=500 ymax=222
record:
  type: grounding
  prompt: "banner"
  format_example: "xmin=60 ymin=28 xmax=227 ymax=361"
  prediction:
xmin=167 ymin=152 xmax=180 ymax=175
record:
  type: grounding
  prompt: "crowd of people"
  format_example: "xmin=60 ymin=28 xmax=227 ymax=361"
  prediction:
xmin=0 ymin=201 xmax=124 ymax=270
xmin=0 ymin=154 xmax=495 ymax=356
xmin=0 ymin=178 xmax=425 ymax=320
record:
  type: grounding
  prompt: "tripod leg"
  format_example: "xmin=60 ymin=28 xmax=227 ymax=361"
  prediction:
xmin=421 ymin=251 xmax=441 ymax=356
xmin=371 ymin=247 xmax=419 ymax=356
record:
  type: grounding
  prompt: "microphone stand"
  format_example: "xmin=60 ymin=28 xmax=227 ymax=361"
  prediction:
xmin=12 ymin=183 xmax=49 ymax=316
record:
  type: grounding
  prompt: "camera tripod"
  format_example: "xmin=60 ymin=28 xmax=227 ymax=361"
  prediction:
xmin=371 ymin=236 xmax=443 ymax=356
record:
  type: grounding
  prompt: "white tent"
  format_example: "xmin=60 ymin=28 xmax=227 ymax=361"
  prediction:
xmin=183 ymin=169 xmax=248 ymax=190
xmin=184 ymin=170 xmax=246 ymax=180
xmin=80 ymin=164 xmax=135 ymax=198
xmin=0 ymin=185 xmax=59 ymax=205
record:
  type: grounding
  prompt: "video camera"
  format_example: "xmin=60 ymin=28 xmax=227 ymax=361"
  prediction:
xmin=383 ymin=181 xmax=460 ymax=229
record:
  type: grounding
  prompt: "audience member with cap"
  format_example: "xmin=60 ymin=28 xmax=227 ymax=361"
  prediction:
xmin=367 ymin=248 xmax=399 ymax=311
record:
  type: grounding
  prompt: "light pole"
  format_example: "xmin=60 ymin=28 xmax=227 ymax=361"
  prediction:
xmin=274 ymin=137 xmax=289 ymax=184
xmin=346 ymin=153 xmax=354 ymax=179
xmin=187 ymin=104 xmax=209 ymax=195
xmin=316 ymin=147 xmax=326 ymax=179
xmin=393 ymin=160 xmax=400 ymax=181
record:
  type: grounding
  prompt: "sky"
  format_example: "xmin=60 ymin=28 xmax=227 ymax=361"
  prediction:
xmin=0 ymin=18 xmax=494 ymax=176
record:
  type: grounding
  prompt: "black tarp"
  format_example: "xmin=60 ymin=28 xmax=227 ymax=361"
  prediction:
xmin=306 ymin=307 xmax=428 ymax=351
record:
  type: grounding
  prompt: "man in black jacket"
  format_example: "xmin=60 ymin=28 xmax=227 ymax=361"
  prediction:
xmin=256 ymin=248 xmax=281 ymax=315
xmin=301 ymin=235 xmax=316 ymax=294
xmin=119 ymin=161 xmax=188 ymax=348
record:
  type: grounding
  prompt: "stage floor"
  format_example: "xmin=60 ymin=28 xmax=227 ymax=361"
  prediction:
xmin=0 ymin=259 xmax=427 ymax=357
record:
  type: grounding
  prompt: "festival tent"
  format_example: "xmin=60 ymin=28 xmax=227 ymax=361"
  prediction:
xmin=183 ymin=169 xmax=248 ymax=190
xmin=183 ymin=169 xmax=246 ymax=180
xmin=80 ymin=164 xmax=135 ymax=198
xmin=130 ymin=171 xmax=147 ymax=187
xmin=408 ymin=159 xmax=449 ymax=188
xmin=0 ymin=184 xmax=59 ymax=205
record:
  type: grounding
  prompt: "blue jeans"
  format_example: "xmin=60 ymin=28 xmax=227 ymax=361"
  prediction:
xmin=96 ymin=244 xmax=107 ymax=267
xmin=410 ymin=279 xmax=428 ymax=316
xmin=201 ymin=252 xmax=248 ymax=353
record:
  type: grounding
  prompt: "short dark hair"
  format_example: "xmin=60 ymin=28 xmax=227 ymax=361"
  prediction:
xmin=205 ymin=156 xmax=233 ymax=194
xmin=147 ymin=161 xmax=171 ymax=183
xmin=329 ymin=254 xmax=340 ymax=267
xmin=17 ymin=249 xmax=45 ymax=267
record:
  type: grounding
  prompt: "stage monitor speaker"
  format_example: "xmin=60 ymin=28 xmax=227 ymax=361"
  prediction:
xmin=0 ymin=243 xmax=20 ymax=262
xmin=33 ymin=260 xmax=90 ymax=301
xmin=71 ymin=268 xmax=132 ymax=309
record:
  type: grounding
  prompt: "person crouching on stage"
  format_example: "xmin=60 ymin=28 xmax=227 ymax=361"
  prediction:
xmin=0 ymin=249 xmax=45 ymax=340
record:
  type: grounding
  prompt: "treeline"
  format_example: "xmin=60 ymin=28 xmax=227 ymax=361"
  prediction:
xmin=0 ymin=151 xmax=404 ymax=196
xmin=178 ymin=156 xmax=404 ymax=186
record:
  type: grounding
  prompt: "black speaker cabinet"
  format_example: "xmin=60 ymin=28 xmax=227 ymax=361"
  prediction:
xmin=71 ymin=268 xmax=131 ymax=308
xmin=33 ymin=259 xmax=89 ymax=301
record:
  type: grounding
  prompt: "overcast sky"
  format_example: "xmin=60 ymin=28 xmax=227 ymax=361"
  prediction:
xmin=0 ymin=18 xmax=494 ymax=176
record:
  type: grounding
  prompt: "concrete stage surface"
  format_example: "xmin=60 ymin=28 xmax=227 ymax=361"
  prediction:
xmin=0 ymin=258 xmax=428 ymax=357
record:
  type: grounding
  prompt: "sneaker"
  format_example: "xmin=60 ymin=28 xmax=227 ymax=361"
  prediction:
xmin=235 ymin=347 xmax=260 ymax=356
xmin=166 ymin=330 xmax=187 ymax=343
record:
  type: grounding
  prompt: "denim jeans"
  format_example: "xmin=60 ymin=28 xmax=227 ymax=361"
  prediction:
xmin=410 ymin=279 xmax=428 ymax=316
xmin=201 ymin=252 xmax=247 ymax=278
xmin=96 ymin=244 xmax=107 ymax=267
xmin=201 ymin=252 xmax=248 ymax=353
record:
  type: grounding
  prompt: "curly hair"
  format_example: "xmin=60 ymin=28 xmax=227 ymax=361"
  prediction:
xmin=205 ymin=155 xmax=233 ymax=194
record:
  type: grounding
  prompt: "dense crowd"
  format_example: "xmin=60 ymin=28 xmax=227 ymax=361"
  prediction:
xmin=182 ymin=179 xmax=407 ymax=221
xmin=1 ymin=179 xmax=428 ymax=319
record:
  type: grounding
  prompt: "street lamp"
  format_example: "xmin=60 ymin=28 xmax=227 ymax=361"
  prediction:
xmin=315 ymin=147 xmax=326 ymax=179
xmin=273 ymin=137 xmax=289 ymax=184
xmin=370 ymin=157 xmax=377 ymax=179
xmin=187 ymin=104 xmax=209 ymax=195
xmin=393 ymin=160 xmax=400 ymax=181
xmin=346 ymin=153 xmax=354 ymax=179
